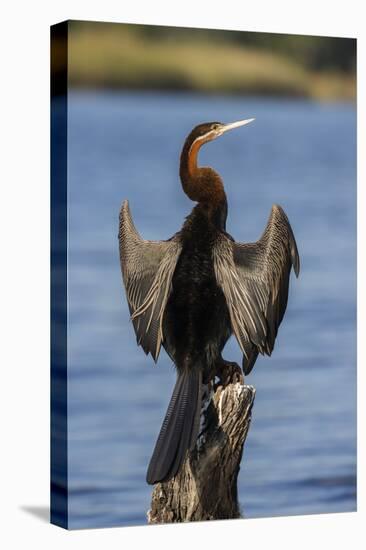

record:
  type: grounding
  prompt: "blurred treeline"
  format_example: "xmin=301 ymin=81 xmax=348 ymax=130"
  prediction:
xmin=130 ymin=23 xmax=356 ymax=72
xmin=61 ymin=21 xmax=356 ymax=100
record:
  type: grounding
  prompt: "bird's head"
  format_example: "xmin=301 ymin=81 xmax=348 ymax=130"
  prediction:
xmin=180 ymin=118 xmax=255 ymax=209
xmin=187 ymin=118 xmax=255 ymax=151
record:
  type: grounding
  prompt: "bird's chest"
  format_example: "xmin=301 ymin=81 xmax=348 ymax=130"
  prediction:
xmin=172 ymin=243 xmax=216 ymax=304
xmin=169 ymin=229 xmax=228 ymax=344
xmin=173 ymin=218 xmax=218 ymax=297
xmin=165 ymin=235 xmax=229 ymax=363
xmin=163 ymin=216 xmax=230 ymax=361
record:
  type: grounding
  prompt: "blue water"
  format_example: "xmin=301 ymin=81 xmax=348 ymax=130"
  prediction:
xmin=65 ymin=90 xmax=356 ymax=528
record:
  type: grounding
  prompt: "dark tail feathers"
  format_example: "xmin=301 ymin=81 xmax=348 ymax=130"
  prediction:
xmin=146 ymin=367 xmax=202 ymax=485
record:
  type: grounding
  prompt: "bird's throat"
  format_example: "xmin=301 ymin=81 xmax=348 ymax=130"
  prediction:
xmin=180 ymin=138 xmax=226 ymax=207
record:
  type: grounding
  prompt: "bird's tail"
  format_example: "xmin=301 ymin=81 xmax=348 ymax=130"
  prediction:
xmin=146 ymin=364 xmax=202 ymax=485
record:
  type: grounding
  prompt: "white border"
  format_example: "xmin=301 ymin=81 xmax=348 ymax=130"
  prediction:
xmin=1 ymin=1 xmax=364 ymax=548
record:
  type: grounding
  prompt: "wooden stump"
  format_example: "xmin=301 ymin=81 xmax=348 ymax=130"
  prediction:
xmin=147 ymin=381 xmax=256 ymax=524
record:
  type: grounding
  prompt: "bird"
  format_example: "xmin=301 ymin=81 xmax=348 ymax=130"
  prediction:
xmin=118 ymin=119 xmax=300 ymax=485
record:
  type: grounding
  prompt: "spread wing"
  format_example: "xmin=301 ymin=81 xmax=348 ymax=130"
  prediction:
xmin=118 ymin=200 xmax=182 ymax=361
xmin=213 ymin=204 xmax=300 ymax=374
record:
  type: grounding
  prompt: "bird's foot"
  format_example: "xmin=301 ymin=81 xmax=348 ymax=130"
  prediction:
xmin=215 ymin=360 xmax=244 ymax=388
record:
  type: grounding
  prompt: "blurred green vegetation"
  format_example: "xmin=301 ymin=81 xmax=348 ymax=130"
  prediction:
xmin=64 ymin=21 xmax=356 ymax=100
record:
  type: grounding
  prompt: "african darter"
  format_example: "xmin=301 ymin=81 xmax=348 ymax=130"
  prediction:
xmin=119 ymin=119 xmax=300 ymax=485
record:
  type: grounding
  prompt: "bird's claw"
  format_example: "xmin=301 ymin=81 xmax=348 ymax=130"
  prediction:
xmin=215 ymin=360 xmax=244 ymax=388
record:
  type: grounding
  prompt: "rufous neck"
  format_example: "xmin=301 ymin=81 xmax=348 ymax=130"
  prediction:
xmin=179 ymin=137 xmax=226 ymax=206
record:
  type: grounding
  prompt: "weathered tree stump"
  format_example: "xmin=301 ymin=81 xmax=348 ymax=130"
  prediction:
xmin=147 ymin=381 xmax=256 ymax=524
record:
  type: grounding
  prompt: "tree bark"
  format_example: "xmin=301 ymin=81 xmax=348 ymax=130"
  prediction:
xmin=147 ymin=381 xmax=256 ymax=524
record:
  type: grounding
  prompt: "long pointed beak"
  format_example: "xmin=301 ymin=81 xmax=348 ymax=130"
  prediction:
xmin=220 ymin=118 xmax=255 ymax=134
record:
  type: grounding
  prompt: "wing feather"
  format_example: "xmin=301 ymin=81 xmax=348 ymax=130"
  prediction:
xmin=118 ymin=200 xmax=182 ymax=361
xmin=213 ymin=204 xmax=299 ymax=371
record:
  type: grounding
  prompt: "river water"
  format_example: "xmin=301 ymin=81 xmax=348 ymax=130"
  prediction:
xmin=64 ymin=90 xmax=356 ymax=528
